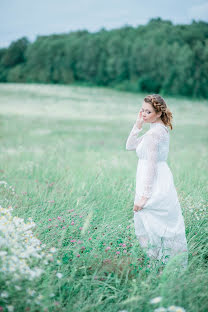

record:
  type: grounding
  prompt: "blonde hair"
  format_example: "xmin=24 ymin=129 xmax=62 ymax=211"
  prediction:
xmin=144 ymin=94 xmax=173 ymax=130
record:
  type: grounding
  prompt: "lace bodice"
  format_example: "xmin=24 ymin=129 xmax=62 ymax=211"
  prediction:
xmin=126 ymin=122 xmax=170 ymax=198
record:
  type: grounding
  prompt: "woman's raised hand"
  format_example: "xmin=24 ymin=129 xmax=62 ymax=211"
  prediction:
xmin=133 ymin=204 xmax=143 ymax=212
xmin=136 ymin=110 xmax=144 ymax=129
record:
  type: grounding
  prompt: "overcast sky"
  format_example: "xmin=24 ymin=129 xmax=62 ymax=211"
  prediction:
xmin=1 ymin=0 xmax=208 ymax=48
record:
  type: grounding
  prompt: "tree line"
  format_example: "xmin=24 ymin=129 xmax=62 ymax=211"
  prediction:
xmin=0 ymin=18 xmax=208 ymax=98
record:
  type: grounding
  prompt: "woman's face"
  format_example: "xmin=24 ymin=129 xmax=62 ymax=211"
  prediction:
xmin=141 ymin=101 xmax=161 ymax=123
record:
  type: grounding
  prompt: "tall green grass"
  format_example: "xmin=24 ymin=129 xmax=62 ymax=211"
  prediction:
xmin=0 ymin=83 xmax=207 ymax=312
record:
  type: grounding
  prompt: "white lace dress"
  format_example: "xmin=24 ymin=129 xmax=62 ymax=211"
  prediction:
xmin=126 ymin=122 xmax=188 ymax=267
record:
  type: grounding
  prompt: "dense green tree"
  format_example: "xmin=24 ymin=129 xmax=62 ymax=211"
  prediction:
xmin=0 ymin=48 xmax=8 ymax=81
xmin=1 ymin=37 xmax=29 ymax=68
xmin=1 ymin=18 xmax=207 ymax=98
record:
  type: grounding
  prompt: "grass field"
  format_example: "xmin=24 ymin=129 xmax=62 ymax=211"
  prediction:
xmin=0 ymin=83 xmax=207 ymax=312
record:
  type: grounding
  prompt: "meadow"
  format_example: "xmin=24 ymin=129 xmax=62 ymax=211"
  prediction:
xmin=0 ymin=83 xmax=207 ymax=312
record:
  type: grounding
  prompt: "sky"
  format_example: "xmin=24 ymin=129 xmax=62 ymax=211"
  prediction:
xmin=1 ymin=0 xmax=208 ymax=48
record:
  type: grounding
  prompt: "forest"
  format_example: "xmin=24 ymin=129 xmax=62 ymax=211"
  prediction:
xmin=0 ymin=18 xmax=208 ymax=98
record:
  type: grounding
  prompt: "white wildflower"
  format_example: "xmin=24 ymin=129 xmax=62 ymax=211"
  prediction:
xmin=56 ymin=272 xmax=63 ymax=279
xmin=50 ymin=247 xmax=57 ymax=253
xmin=150 ymin=296 xmax=163 ymax=304
xmin=175 ymin=308 xmax=186 ymax=312
xmin=0 ymin=181 xmax=7 ymax=185
xmin=15 ymin=285 xmax=22 ymax=291
xmin=37 ymin=294 xmax=43 ymax=300
xmin=154 ymin=308 xmax=167 ymax=312
xmin=49 ymin=293 xmax=55 ymax=297
xmin=168 ymin=306 xmax=186 ymax=312
xmin=1 ymin=291 xmax=9 ymax=298
xmin=43 ymin=259 xmax=49 ymax=265
xmin=0 ymin=251 xmax=7 ymax=256
xmin=27 ymin=289 xmax=36 ymax=296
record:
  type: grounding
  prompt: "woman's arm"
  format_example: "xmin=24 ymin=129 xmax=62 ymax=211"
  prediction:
xmin=126 ymin=124 xmax=144 ymax=151
xmin=142 ymin=131 xmax=160 ymax=198
xmin=134 ymin=131 xmax=160 ymax=212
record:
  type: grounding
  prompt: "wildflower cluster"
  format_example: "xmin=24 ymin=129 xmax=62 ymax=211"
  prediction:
xmin=0 ymin=206 xmax=57 ymax=282
xmin=150 ymin=296 xmax=186 ymax=312
xmin=0 ymin=207 xmax=58 ymax=282
xmin=0 ymin=205 xmax=61 ymax=310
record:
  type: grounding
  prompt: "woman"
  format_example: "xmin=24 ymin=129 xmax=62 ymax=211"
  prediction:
xmin=126 ymin=94 xmax=188 ymax=267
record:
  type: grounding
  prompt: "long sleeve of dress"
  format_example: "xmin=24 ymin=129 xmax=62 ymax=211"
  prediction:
xmin=142 ymin=131 xmax=160 ymax=198
xmin=126 ymin=124 xmax=144 ymax=151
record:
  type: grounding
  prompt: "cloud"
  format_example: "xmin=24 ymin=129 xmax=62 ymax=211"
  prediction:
xmin=188 ymin=1 xmax=208 ymax=21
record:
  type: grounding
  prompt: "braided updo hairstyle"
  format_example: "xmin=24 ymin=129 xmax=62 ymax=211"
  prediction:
xmin=144 ymin=94 xmax=173 ymax=130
